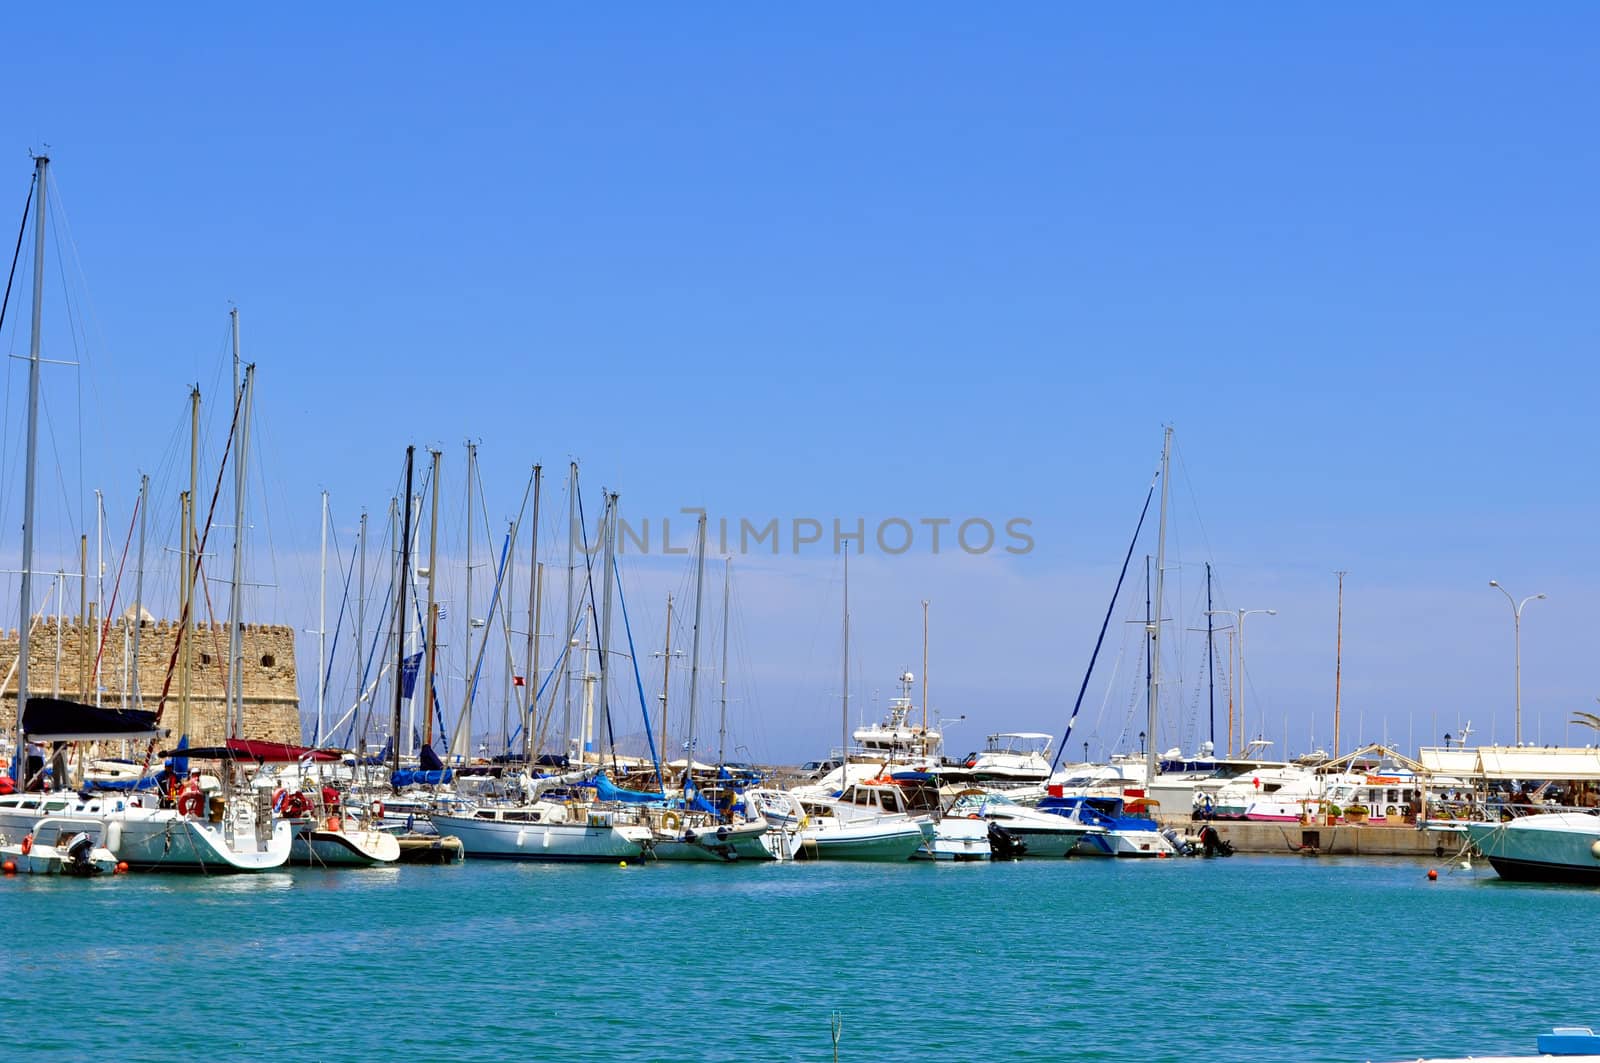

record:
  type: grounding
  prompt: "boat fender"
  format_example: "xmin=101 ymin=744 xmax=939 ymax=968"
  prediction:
xmin=19 ymin=833 xmax=32 ymax=855
xmin=966 ymin=813 xmax=981 ymax=820
xmin=106 ymin=820 xmax=122 ymax=854
xmin=661 ymin=811 xmax=681 ymax=832
xmin=177 ymin=791 xmax=205 ymax=818
xmin=271 ymin=787 xmax=287 ymax=812
xmin=1590 ymin=840 xmax=1600 ymax=860
xmin=683 ymin=828 xmax=697 ymax=844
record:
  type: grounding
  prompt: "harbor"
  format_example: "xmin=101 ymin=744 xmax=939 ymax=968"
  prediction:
xmin=3 ymin=8 xmax=1600 ymax=1063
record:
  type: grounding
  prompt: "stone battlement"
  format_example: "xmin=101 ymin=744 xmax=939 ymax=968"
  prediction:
xmin=0 ymin=617 xmax=302 ymax=746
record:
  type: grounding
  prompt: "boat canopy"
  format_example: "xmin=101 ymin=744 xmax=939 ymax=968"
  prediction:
xmin=159 ymin=739 xmax=342 ymax=763
xmin=21 ymin=697 xmax=166 ymax=742
xmin=1417 ymin=745 xmax=1600 ymax=781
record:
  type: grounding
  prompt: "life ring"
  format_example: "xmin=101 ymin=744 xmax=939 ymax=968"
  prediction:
xmin=177 ymin=791 xmax=204 ymax=818
xmin=661 ymin=811 xmax=681 ymax=832
xmin=19 ymin=833 xmax=32 ymax=855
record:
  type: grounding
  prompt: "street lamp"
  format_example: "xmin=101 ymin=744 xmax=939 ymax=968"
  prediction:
xmin=1138 ymin=731 xmax=1146 ymax=756
xmin=1489 ymin=580 xmax=1546 ymax=745
xmin=1207 ymin=607 xmax=1277 ymax=755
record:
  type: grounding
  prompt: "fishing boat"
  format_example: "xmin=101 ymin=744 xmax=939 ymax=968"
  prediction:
xmin=745 ymin=787 xmax=927 ymax=861
xmin=0 ymin=816 xmax=120 ymax=875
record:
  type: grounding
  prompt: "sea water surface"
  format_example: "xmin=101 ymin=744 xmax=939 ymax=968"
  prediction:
xmin=2 ymin=853 xmax=1590 ymax=1062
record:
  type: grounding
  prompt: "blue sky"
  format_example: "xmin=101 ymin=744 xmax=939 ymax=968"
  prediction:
xmin=0 ymin=7 xmax=1596 ymax=761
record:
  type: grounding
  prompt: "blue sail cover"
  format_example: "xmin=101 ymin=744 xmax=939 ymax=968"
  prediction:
xmin=390 ymin=768 xmax=452 ymax=787
xmin=590 ymin=773 xmax=666 ymax=805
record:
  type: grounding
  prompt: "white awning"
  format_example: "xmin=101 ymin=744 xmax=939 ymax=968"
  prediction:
xmin=1417 ymin=745 xmax=1600 ymax=781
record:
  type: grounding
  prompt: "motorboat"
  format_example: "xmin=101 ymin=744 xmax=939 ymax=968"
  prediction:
xmin=962 ymin=733 xmax=1053 ymax=786
xmin=1037 ymin=794 xmax=1178 ymax=857
xmin=745 ymin=788 xmax=927 ymax=862
xmin=947 ymin=789 xmax=1102 ymax=857
xmin=0 ymin=816 xmax=121 ymax=876
xmin=1465 ymin=811 xmax=1600 ymax=884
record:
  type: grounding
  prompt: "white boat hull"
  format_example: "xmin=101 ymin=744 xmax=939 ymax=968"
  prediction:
xmin=292 ymin=825 xmax=402 ymax=866
xmin=433 ymin=811 xmax=651 ymax=862
xmin=650 ymin=820 xmax=773 ymax=862
xmin=912 ymin=817 xmax=990 ymax=861
xmin=1466 ymin=812 xmax=1600 ymax=884
xmin=796 ymin=820 xmax=926 ymax=862
xmin=1075 ymin=828 xmax=1177 ymax=858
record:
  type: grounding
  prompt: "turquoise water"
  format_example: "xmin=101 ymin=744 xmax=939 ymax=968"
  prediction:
xmin=3 ymin=854 xmax=1592 ymax=1061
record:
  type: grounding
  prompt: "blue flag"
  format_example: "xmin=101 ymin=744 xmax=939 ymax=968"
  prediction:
xmin=400 ymin=651 xmax=424 ymax=698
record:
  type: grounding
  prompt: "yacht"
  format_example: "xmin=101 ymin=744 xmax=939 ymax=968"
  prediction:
xmin=964 ymin=733 xmax=1053 ymax=785
xmin=1464 ymin=812 xmax=1600 ymax=884
xmin=431 ymin=800 xmax=653 ymax=862
xmin=746 ymin=787 xmax=927 ymax=861
xmin=947 ymin=789 xmax=1103 ymax=857
xmin=1037 ymin=795 xmax=1178 ymax=857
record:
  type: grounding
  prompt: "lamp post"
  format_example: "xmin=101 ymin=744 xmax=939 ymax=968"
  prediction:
xmin=1489 ymin=580 xmax=1546 ymax=745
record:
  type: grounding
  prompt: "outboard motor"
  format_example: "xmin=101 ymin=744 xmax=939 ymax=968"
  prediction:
xmin=62 ymin=832 xmax=99 ymax=876
xmin=987 ymin=822 xmax=1027 ymax=860
xmin=1198 ymin=824 xmax=1234 ymax=858
xmin=1161 ymin=827 xmax=1195 ymax=857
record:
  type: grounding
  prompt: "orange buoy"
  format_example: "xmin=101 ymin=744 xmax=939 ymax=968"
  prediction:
xmin=2 ymin=860 xmax=15 ymax=874
xmin=114 ymin=861 xmax=129 ymax=875
xmin=1427 ymin=868 xmax=1438 ymax=881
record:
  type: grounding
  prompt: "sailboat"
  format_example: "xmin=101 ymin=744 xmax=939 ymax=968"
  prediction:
xmin=2 ymin=164 xmax=290 ymax=870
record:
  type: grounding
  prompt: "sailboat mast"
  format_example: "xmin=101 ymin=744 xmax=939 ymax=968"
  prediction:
xmin=1147 ymin=426 xmax=1172 ymax=787
xmin=920 ymin=598 xmax=930 ymax=756
xmin=356 ymin=508 xmax=367 ymax=739
xmin=1334 ymin=570 xmax=1346 ymax=760
xmin=462 ymin=441 xmax=476 ymax=755
xmin=658 ymin=594 xmax=674 ymax=766
xmin=14 ymin=153 xmax=48 ymax=783
xmin=596 ymin=493 xmax=618 ymax=766
xmin=683 ymin=513 xmax=706 ymax=786
xmin=423 ymin=448 xmax=441 ymax=750
xmin=717 ymin=557 xmax=730 ymax=771
xmin=562 ymin=462 xmax=577 ymax=762
xmin=523 ymin=464 xmax=541 ymax=760
xmin=132 ymin=473 xmax=148 ymax=707
xmin=181 ymin=387 xmax=200 ymax=743
xmin=842 ymin=546 xmax=850 ymax=782
xmin=228 ymin=366 xmax=253 ymax=738
xmin=1206 ymin=562 xmax=1215 ymax=752
xmin=391 ymin=447 xmax=415 ymax=781
xmin=317 ymin=489 xmax=328 ymax=744
xmin=94 ymin=490 xmax=103 ymax=708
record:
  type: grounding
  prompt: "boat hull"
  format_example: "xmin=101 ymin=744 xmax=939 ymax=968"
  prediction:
xmin=651 ymin=821 xmax=773 ymax=862
xmin=292 ymin=825 xmax=402 ymax=866
xmin=797 ymin=821 xmax=926 ymax=862
xmin=432 ymin=812 xmax=650 ymax=862
xmin=1467 ymin=814 xmax=1600 ymax=884
xmin=912 ymin=817 xmax=990 ymax=861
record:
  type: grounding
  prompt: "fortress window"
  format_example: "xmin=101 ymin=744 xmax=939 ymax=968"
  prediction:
xmin=261 ymin=654 xmax=276 ymax=668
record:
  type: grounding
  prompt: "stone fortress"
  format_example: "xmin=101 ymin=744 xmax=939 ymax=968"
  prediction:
xmin=0 ymin=614 xmax=302 ymax=746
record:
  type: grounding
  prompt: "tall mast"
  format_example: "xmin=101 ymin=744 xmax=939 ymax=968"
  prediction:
xmin=717 ymin=558 xmax=730 ymax=771
xmin=502 ymin=517 xmax=515 ymax=754
xmin=657 ymin=594 xmax=675 ymax=765
xmin=1334 ymin=570 xmax=1346 ymax=760
xmin=94 ymin=490 xmax=103 ymax=707
xmin=841 ymin=545 xmax=850 ymax=784
xmin=682 ymin=512 xmax=706 ymax=786
xmin=1147 ymin=425 xmax=1172 ymax=787
xmin=562 ymin=462 xmax=577 ymax=762
xmin=385 ymin=495 xmax=398 ymax=753
xmin=15 ymin=154 xmax=48 ymax=781
xmin=132 ymin=472 xmax=148 ymax=707
xmin=595 ymin=493 xmax=618 ymax=765
xmin=78 ymin=535 xmax=87 ymax=708
xmin=523 ymin=465 xmax=542 ymax=760
xmin=422 ymin=448 xmax=441 ymax=750
xmin=529 ymin=561 xmax=543 ymax=759
xmin=1206 ymin=562 xmax=1215 ymax=752
xmin=920 ymin=599 xmax=930 ymax=756
xmin=228 ymin=365 xmax=253 ymax=738
xmin=462 ymin=440 xmax=476 ymax=755
xmin=181 ymin=386 xmax=200 ymax=742
xmin=316 ymin=489 xmax=328 ymax=744
xmin=391 ymin=447 xmax=415 ymax=782
xmin=356 ymin=508 xmax=367 ymax=741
